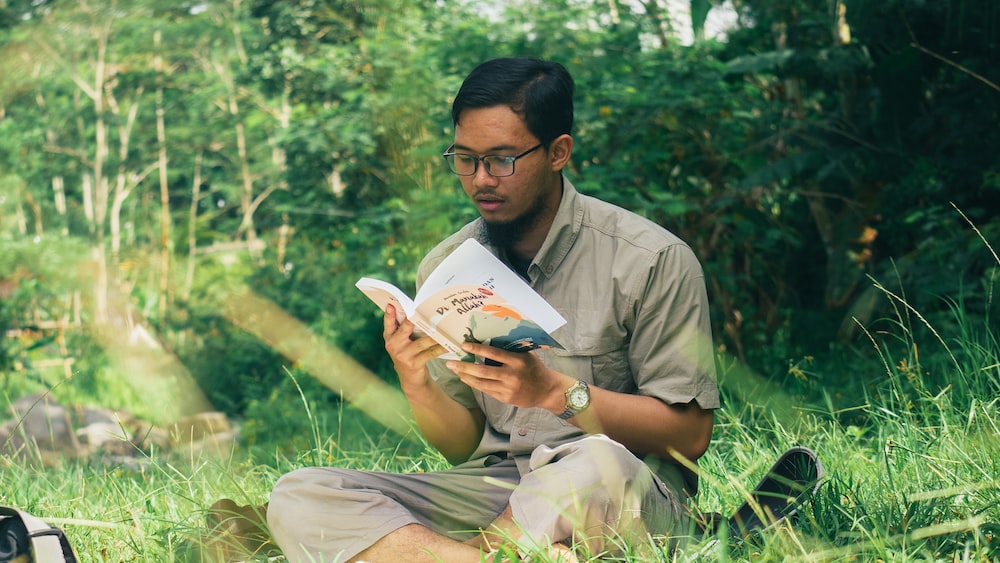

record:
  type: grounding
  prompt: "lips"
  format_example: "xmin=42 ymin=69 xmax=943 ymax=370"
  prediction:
xmin=474 ymin=193 xmax=505 ymax=212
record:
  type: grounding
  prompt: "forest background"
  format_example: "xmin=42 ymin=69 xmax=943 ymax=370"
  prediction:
xmin=1 ymin=0 xmax=998 ymax=561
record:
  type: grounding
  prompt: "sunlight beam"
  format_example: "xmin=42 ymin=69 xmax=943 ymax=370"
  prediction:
xmin=220 ymin=286 xmax=415 ymax=439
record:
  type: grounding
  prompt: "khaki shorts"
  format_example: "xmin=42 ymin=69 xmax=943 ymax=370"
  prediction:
xmin=267 ymin=434 xmax=688 ymax=562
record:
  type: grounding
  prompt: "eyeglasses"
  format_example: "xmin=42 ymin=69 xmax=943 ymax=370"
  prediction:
xmin=442 ymin=143 xmax=543 ymax=177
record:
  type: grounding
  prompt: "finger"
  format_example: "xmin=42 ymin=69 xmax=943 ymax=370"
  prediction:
xmin=385 ymin=323 xmax=414 ymax=347
xmin=387 ymin=329 xmax=432 ymax=356
xmin=414 ymin=337 xmax=447 ymax=360
xmin=447 ymin=358 xmax=504 ymax=383
xmin=460 ymin=342 xmax=516 ymax=367
xmin=448 ymin=364 xmax=487 ymax=392
xmin=449 ymin=364 xmax=514 ymax=404
xmin=383 ymin=304 xmax=401 ymax=335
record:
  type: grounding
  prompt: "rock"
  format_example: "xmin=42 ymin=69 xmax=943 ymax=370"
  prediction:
xmin=184 ymin=429 xmax=238 ymax=458
xmin=75 ymin=405 xmax=119 ymax=426
xmin=131 ymin=422 xmax=171 ymax=453
xmin=0 ymin=418 xmax=29 ymax=459
xmin=1 ymin=395 xmax=237 ymax=467
xmin=171 ymin=412 xmax=231 ymax=445
xmin=76 ymin=421 xmax=130 ymax=453
xmin=3 ymin=393 xmax=82 ymax=466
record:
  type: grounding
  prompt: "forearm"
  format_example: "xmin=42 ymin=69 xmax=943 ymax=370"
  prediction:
xmin=382 ymin=309 xmax=483 ymax=463
xmin=403 ymin=377 xmax=484 ymax=464
xmin=567 ymin=384 xmax=713 ymax=462
xmin=445 ymin=343 xmax=714 ymax=462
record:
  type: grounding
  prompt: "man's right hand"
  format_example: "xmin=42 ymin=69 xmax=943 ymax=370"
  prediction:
xmin=382 ymin=304 xmax=484 ymax=463
xmin=382 ymin=304 xmax=446 ymax=391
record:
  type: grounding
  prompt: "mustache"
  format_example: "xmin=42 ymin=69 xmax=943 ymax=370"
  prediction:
xmin=473 ymin=190 xmax=504 ymax=199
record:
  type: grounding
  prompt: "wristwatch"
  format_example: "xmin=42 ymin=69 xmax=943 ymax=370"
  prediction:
xmin=558 ymin=379 xmax=591 ymax=420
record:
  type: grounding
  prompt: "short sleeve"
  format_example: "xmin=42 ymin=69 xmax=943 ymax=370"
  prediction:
xmin=628 ymin=244 xmax=720 ymax=409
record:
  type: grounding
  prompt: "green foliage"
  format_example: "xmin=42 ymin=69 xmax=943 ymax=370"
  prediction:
xmin=239 ymin=371 xmax=343 ymax=458
xmin=1 ymin=10 xmax=1000 ymax=560
xmin=699 ymin=295 xmax=1000 ymax=560
xmin=0 ymin=234 xmax=88 ymax=389
xmin=712 ymin=0 xmax=1000 ymax=360
xmin=1 ymin=3 xmax=998 ymax=560
xmin=180 ymin=310 xmax=292 ymax=415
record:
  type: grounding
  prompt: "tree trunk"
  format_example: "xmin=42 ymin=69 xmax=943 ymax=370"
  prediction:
xmin=183 ymin=151 xmax=204 ymax=302
xmin=91 ymin=22 xmax=111 ymax=323
xmin=155 ymin=29 xmax=172 ymax=328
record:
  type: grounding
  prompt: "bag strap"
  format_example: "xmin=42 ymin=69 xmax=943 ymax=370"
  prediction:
xmin=0 ymin=507 xmax=77 ymax=563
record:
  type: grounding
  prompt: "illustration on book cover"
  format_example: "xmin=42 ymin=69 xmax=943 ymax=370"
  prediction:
xmin=356 ymin=238 xmax=566 ymax=361
xmin=420 ymin=284 xmax=562 ymax=356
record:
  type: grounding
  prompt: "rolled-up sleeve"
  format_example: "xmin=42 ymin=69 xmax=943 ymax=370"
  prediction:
xmin=628 ymin=243 xmax=720 ymax=409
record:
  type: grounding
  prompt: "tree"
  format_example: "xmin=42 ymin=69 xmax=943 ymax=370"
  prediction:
xmin=714 ymin=0 xmax=999 ymax=348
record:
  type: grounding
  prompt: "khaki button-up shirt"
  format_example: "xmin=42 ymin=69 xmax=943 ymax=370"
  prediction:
xmin=418 ymin=178 xmax=719 ymax=490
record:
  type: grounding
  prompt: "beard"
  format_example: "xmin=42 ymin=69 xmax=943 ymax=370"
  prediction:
xmin=477 ymin=176 xmax=562 ymax=251
xmin=480 ymin=200 xmax=547 ymax=250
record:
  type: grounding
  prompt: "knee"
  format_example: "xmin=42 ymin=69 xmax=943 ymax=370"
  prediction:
xmin=271 ymin=467 xmax=319 ymax=504
xmin=568 ymin=435 xmax=649 ymax=495
xmin=267 ymin=468 xmax=307 ymax=533
xmin=511 ymin=438 xmax=653 ymax=553
xmin=267 ymin=467 xmax=344 ymax=531
xmin=526 ymin=435 xmax=650 ymax=505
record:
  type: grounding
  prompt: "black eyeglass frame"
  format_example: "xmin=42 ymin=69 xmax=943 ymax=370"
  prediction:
xmin=441 ymin=143 xmax=544 ymax=177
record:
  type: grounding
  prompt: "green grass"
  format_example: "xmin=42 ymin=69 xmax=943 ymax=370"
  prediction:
xmin=3 ymin=273 xmax=999 ymax=562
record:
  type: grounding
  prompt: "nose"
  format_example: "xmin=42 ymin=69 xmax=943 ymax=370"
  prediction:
xmin=472 ymin=160 xmax=499 ymax=188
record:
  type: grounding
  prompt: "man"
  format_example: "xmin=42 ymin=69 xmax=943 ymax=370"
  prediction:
xmin=267 ymin=57 xmax=719 ymax=562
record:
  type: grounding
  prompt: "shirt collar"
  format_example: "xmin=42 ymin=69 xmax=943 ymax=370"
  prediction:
xmin=529 ymin=176 xmax=583 ymax=280
xmin=471 ymin=176 xmax=583 ymax=281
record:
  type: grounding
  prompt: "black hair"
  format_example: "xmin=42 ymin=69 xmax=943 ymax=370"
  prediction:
xmin=451 ymin=57 xmax=574 ymax=146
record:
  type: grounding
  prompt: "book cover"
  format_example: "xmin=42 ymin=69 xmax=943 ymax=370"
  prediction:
xmin=356 ymin=239 xmax=565 ymax=361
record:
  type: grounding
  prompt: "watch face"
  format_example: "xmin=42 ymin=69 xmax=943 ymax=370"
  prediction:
xmin=568 ymin=386 xmax=589 ymax=408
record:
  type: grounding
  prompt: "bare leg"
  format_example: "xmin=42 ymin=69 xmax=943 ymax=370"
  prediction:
xmin=467 ymin=506 xmax=580 ymax=563
xmin=349 ymin=523 xmax=483 ymax=563
xmin=466 ymin=505 xmax=518 ymax=551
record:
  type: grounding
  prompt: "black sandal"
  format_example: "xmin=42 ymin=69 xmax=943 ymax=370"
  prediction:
xmin=695 ymin=446 xmax=823 ymax=540
xmin=728 ymin=446 xmax=823 ymax=537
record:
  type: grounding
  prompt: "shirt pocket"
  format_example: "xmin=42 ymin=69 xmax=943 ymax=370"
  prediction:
xmin=550 ymin=308 xmax=635 ymax=394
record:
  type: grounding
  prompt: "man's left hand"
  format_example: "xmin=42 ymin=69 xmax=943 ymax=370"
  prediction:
xmin=445 ymin=342 xmax=573 ymax=413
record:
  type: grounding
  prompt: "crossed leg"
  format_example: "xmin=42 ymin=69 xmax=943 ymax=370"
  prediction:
xmin=269 ymin=435 xmax=679 ymax=563
xmin=352 ymin=506 xmax=579 ymax=563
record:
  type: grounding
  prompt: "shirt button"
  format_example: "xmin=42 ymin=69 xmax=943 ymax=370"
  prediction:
xmin=517 ymin=428 xmax=528 ymax=437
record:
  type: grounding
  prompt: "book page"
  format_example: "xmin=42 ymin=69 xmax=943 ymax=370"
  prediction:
xmin=415 ymin=239 xmax=565 ymax=334
xmin=355 ymin=276 xmax=454 ymax=357
xmin=356 ymin=239 xmax=565 ymax=361
xmin=355 ymin=277 xmax=415 ymax=326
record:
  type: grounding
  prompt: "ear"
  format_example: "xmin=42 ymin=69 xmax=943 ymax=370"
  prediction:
xmin=548 ymin=134 xmax=574 ymax=171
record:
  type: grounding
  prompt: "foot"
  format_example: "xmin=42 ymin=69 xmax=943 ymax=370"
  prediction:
xmin=202 ymin=498 xmax=274 ymax=562
xmin=546 ymin=543 xmax=580 ymax=563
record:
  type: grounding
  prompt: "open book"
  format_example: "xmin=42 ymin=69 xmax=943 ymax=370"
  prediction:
xmin=356 ymin=239 xmax=565 ymax=361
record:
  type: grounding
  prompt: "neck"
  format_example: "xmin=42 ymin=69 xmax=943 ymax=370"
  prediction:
xmin=493 ymin=175 xmax=563 ymax=261
xmin=508 ymin=225 xmax=548 ymax=261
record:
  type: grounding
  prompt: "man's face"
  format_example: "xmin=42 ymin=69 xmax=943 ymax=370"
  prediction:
xmin=453 ymin=106 xmax=561 ymax=243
